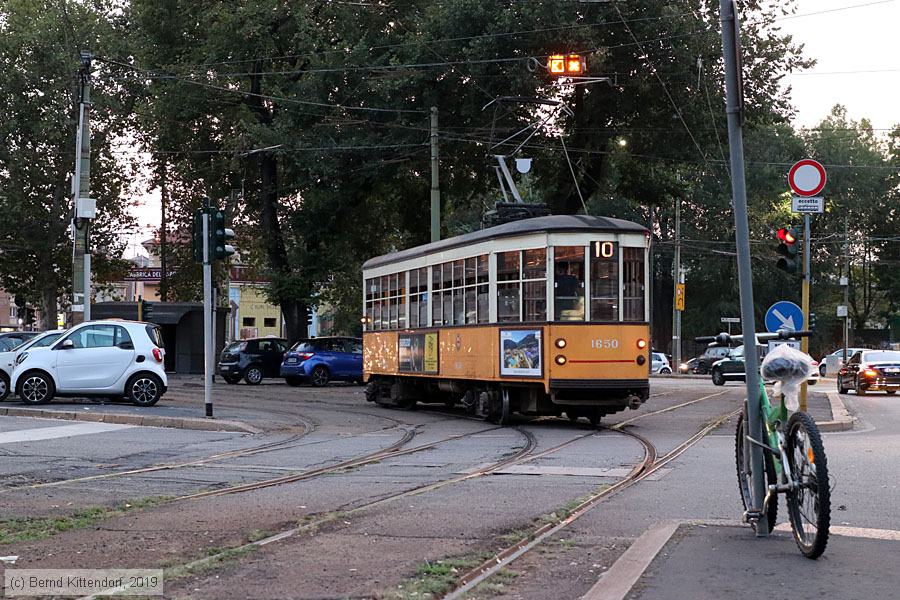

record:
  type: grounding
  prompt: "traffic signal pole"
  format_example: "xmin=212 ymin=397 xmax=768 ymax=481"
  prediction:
xmin=800 ymin=214 xmax=811 ymax=411
xmin=202 ymin=206 xmax=213 ymax=418
xmin=720 ymin=0 xmax=769 ymax=536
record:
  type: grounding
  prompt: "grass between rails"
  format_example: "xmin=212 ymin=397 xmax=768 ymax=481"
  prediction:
xmin=389 ymin=484 xmax=611 ymax=599
xmin=0 ymin=497 xmax=170 ymax=546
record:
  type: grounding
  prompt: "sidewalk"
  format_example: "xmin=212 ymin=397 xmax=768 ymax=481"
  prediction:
xmin=583 ymin=522 xmax=899 ymax=600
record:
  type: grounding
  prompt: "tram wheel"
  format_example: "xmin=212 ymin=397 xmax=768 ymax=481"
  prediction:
xmin=496 ymin=389 xmax=511 ymax=426
xmin=588 ymin=410 xmax=601 ymax=427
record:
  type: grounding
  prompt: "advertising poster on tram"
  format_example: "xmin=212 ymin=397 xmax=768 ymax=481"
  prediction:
xmin=399 ymin=332 xmax=439 ymax=374
xmin=500 ymin=329 xmax=542 ymax=377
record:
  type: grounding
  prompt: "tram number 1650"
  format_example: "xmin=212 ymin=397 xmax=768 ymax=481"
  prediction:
xmin=591 ymin=338 xmax=620 ymax=349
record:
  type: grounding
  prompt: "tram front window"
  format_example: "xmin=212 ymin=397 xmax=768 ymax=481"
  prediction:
xmin=554 ymin=246 xmax=585 ymax=321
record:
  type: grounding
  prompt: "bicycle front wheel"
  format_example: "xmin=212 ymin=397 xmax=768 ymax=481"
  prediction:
xmin=735 ymin=411 xmax=777 ymax=533
xmin=785 ymin=411 xmax=831 ymax=559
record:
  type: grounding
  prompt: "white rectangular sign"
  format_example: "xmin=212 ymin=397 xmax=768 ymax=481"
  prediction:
xmin=791 ymin=195 xmax=824 ymax=214
xmin=767 ymin=340 xmax=800 ymax=352
xmin=720 ymin=317 xmax=741 ymax=323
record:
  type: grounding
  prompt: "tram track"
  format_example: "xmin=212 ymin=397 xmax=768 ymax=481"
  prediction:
xmin=443 ymin=407 xmax=742 ymax=599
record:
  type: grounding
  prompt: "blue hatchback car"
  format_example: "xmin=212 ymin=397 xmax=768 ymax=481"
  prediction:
xmin=280 ymin=337 xmax=363 ymax=387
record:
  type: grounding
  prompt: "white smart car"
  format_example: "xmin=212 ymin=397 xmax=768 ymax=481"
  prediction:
xmin=11 ymin=320 xmax=167 ymax=406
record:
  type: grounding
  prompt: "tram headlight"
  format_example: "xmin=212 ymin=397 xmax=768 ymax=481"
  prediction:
xmin=555 ymin=355 xmax=567 ymax=365
xmin=555 ymin=338 xmax=567 ymax=349
xmin=636 ymin=338 xmax=647 ymax=350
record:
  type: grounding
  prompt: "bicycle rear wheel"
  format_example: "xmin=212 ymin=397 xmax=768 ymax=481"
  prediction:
xmin=735 ymin=411 xmax=777 ymax=533
xmin=785 ymin=411 xmax=831 ymax=559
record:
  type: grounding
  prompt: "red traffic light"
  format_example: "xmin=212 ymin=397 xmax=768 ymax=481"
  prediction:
xmin=777 ymin=227 xmax=797 ymax=244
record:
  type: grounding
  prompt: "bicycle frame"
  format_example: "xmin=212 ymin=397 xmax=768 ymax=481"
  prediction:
xmin=744 ymin=378 xmax=798 ymax=523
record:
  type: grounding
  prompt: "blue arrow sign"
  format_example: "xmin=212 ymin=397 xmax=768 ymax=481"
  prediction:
xmin=765 ymin=301 xmax=804 ymax=333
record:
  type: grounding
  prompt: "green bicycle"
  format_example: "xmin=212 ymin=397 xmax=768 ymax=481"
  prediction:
xmin=697 ymin=330 xmax=830 ymax=559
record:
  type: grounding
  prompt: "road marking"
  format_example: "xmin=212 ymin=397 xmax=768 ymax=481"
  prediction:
xmin=582 ymin=520 xmax=680 ymax=600
xmin=0 ymin=422 xmax=133 ymax=444
xmin=775 ymin=523 xmax=900 ymax=541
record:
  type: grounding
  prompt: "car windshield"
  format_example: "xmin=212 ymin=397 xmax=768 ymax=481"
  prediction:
xmin=863 ymin=351 xmax=900 ymax=363
xmin=730 ymin=346 xmax=744 ymax=358
xmin=19 ymin=332 xmax=63 ymax=350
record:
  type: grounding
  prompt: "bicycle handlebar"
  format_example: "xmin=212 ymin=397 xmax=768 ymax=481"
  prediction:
xmin=694 ymin=330 xmax=813 ymax=347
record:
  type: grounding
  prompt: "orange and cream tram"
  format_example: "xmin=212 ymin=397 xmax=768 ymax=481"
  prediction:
xmin=361 ymin=215 xmax=651 ymax=424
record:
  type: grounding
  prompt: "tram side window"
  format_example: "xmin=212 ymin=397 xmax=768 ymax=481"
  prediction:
xmin=591 ymin=241 xmax=619 ymax=321
xmin=365 ymin=278 xmax=375 ymax=331
xmin=497 ymin=251 xmax=520 ymax=322
xmin=409 ymin=268 xmax=428 ymax=328
xmin=554 ymin=246 xmax=585 ymax=321
xmin=476 ymin=255 xmax=489 ymax=323
xmin=522 ymin=248 xmax=547 ymax=322
xmin=432 ymin=266 xmax=443 ymax=326
xmin=623 ymin=247 xmax=645 ymax=322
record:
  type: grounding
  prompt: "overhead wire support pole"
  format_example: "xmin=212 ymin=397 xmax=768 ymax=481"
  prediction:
xmin=430 ymin=106 xmax=440 ymax=242
xmin=72 ymin=50 xmax=93 ymax=324
xmin=719 ymin=0 xmax=768 ymax=536
xmin=672 ymin=197 xmax=682 ymax=371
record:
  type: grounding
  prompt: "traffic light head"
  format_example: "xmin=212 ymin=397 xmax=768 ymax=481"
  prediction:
xmin=777 ymin=227 xmax=797 ymax=244
xmin=25 ymin=307 xmax=35 ymax=327
xmin=548 ymin=54 xmax=585 ymax=76
xmin=192 ymin=208 xmax=205 ymax=263
xmin=209 ymin=209 xmax=236 ymax=260
xmin=776 ymin=226 xmax=800 ymax=275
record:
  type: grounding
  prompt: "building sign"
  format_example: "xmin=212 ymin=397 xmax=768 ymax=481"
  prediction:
xmin=124 ymin=268 xmax=175 ymax=281
xmin=500 ymin=328 xmax=542 ymax=378
xmin=399 ymin=332 xmax=439 ymax=374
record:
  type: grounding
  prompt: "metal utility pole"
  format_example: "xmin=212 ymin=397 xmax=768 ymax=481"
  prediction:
xmin=843 ymin=215 xmax=850 ymax=362
xmin=430 ymin=106 xmax=440 ymax=242
xmin=159 ymin=161 xmax=169 ymax=302
xmin=202 ymin=201 xmax=213 ymax=418
xmin=672 ymin=198 xmax=682 ymax=370
xmin=720 ymin=0 xmax=768 ymax=536
xmin=72 ymin=51 xmax=93 ymax=323
xmin=799 ymin=214 xmax=811 ymax=411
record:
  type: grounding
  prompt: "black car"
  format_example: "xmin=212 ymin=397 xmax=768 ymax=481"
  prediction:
xmin=0 ymin=331 xmax=41 ymax=352
xmin=838 ymin=350 xmax=900 ymax=395
xmin=218 ymin=337 xmax=289 ymax=385
xmin=692 ymin=346 xmax=732 ymax=375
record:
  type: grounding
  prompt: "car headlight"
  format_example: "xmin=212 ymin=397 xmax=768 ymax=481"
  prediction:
xmin=15 ymin=352 xmax=28 ymax=365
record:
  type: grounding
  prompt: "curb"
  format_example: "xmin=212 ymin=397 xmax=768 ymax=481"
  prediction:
xmin=650 ymin=374 xmax=709 ymax=380
xmin=818 ymin=391 xmax=856 ymax=432
xmin=0 ymin=406 xmax=260 ymax=434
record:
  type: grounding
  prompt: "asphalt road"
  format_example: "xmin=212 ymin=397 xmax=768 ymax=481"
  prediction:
xmin=0 ymin=377 xmax=893 ymax=599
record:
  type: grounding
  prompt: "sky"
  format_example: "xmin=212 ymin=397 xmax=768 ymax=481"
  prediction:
xmin=122 ymin=0 xmax=900 ymax=258
xmin=779 ymin=0 xmax=899 ymax=130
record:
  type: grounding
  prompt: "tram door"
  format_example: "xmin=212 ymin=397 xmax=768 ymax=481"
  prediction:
xmin=554 ymin=246 xmax=585 ymax=321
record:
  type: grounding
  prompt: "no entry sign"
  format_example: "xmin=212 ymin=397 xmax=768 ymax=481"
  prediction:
xmin=788 ymin=159 xmax=827 ymax=197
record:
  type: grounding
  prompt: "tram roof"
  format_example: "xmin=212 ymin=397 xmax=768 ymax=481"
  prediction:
xmin=363 ymin=214 xmax=648 ymax=270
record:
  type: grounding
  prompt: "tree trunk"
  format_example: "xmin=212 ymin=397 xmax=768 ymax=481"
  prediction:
xmin=40 ymin=276 xmax=57 ymax=331
xmin=257 ymin=151 xmax=308 ymax=340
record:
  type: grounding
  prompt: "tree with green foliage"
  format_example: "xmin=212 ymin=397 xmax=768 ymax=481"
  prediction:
xmin=0 ymin=0 xmax=135 ymax=329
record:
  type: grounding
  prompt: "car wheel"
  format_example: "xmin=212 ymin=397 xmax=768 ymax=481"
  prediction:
xmin=128 ymin=373 xmax=163 ymax=407
xmin=819 ymin=364 xmax=826 ymax=377
xmin=0 ymin=372 xmax=9 ymax=402
xmin=223 ymin=375 xmax=240 ymax=385
xmin=856 ymin=379 xmax=866 ymax=396
xmin=887 ymin=390 xmax=897 ymax=395
xmin=285 ymin=376 xmax=302 ymax=387
xmin=18 ymin=371 xmax=55 ymax=405
xmin=660 ymin=367 xmax=672 ymax=375
xmin=310 ymin=365 xmax=330 ymax=387
xmin=711 ymin=368 xmax=725 ymax=386
xmin=837 ymin=378 xmax=848 ymax=394
xmin=244 ymin=366 xmax=263 ymax=385
xmin=807 ymin=379 xmax=817 ymax=386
